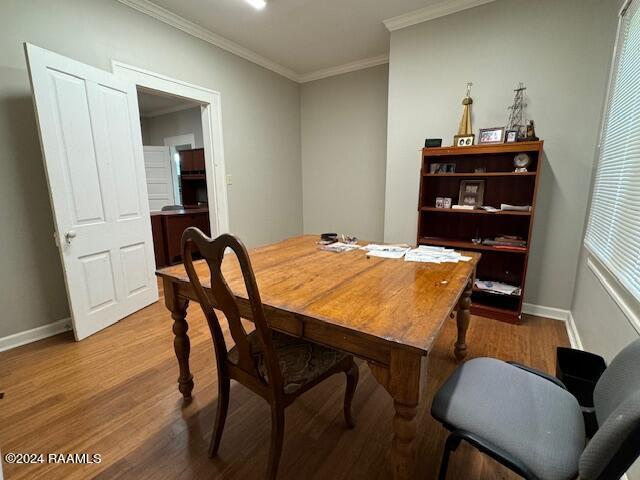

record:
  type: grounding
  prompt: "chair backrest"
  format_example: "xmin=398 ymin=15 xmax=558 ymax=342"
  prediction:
xmin=579 ymin=338 xmax=640 ymax=480
xmin=162 ymin=204 xmax=184 ymax=211
xmin=181 ymin=228 xmax=283 ymax=393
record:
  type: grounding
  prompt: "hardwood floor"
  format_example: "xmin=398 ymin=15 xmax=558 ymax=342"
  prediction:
xmin=0 ymin=291 xmax=569 ymax=480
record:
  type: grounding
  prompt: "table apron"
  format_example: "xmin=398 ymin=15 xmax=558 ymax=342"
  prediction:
xmin=171 ymin=280 xmax=397 ymax=366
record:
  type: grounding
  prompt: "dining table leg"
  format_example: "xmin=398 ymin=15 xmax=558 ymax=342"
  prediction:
xmin=369 ymin=349 xmax=423 ymax=480
xmin=163 ymin=278 xmax=194 ymax=398
xmin=454 ymin=277 xmax=473 ymax=361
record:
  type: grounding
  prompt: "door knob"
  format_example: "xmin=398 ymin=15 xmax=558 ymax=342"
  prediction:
xmin=65 ymin=231 xmax=77 ymax=244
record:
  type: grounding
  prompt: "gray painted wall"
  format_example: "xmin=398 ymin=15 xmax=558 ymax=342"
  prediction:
xmin=572 ymin=251 xmax=640 ymax=361
xmin=384 ymin=0 xmax=619 ymax=310
xmin=0 ymin=0 xmax=302 ymax=338
xmin=301 ymin=65 xmax=389 ymax=242
xmin=141 ymin=107 xmax=204 ymax=148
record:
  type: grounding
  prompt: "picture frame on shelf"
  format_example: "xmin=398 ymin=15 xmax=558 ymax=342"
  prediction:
xmin=458 ymin=179 xmax=485 ymax=207
xmin=505 ymin=129 xmax=519 ymax=143
xmin=443 ymin=197 xmax=452 ymax=209
xmin=435 ymin=197 xmax=445 ymax=208
xmin=454 ymin=134 xmax=475 ymax=147
xmin=479 ymin=127 xmax=506 ymax=144
xmin=424 ymin=138 xmax=443 ymax=148
xmin=429 ymin=162 xmax=456 ymax=174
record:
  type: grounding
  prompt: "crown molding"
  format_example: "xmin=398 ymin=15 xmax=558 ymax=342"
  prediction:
xmin=119 ymin=0 xmax=492 ymax=84
xmin=117 ymin=0 xmax=299 ymax=82
xmin=140 ymin=102 xmax=197 ymax=118
xmin=383 ymin=0 xmax=497 ymax=32
xmin=299 ymin=54 xmax=389 ymax=83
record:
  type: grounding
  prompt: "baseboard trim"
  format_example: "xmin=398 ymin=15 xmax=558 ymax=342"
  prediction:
xmin=0 ymin=318 xmax=72 ymax=353
xmin=521 ymin=303 xmax=570 ymax=322
xmin=565 ymin=312 xmax=584 ymax=350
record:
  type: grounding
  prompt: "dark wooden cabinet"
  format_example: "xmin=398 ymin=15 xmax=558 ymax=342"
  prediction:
xmin=417 ymin=141 xmax=543 ymax=324
xmin=150 ymin=208 xmax=210 ymax=267
xmin=150 ymin=214 xmax=166 ymax=268
xmin=179 ymin=148 xmax=205 ymax=173
xmin=164 ymin=209 xmax=210 ymax=264
xmin=192 ymin=148 xmax=205 ymax=171
xmin=178 ymin=148 xmax=207 ymax=207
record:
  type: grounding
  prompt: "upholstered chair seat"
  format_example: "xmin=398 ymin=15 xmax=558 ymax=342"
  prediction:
xmin=229 ymin=330 xmax=349 ymax=395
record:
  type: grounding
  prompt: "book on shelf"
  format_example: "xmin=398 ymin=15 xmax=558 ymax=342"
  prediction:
xmin=480 ymin=205 xmax=531 ymax=213
xmin=482 ymin=235 xmax=527 ymax=248
xmin=474 ymin=279 xmax=521 ymax=296
xmin=500 ymin=203 xmax=531 ymax=212
xmin=452 ymin=205 xmax=475 ymax=210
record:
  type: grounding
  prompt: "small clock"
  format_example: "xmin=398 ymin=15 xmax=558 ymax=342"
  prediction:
xmin=514 ymin=153 xmax=531 ymax=172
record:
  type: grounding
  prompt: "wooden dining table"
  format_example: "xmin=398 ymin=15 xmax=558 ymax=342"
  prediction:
xmin=156 ymin=235 xmax=479 ymax=480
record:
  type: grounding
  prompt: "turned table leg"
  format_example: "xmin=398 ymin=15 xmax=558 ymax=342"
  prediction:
xmin=164 ymin=278 xmax=194 ymax=398
xmin=454 ymin=277 xmax=473 ymax=361
xmin=369 ymin=350 xmax=423 ymax=480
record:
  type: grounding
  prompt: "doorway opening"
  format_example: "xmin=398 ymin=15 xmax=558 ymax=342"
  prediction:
xmin=112 ymin=61 xmax=229 ymax=269
xmin=137 ymin=89 xmax=210 ymax=267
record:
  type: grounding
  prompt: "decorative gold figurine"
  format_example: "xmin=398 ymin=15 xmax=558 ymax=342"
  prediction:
xmin=453 ymin=82 xmax=475 ymax=146
xmin=458 ymin=82 xmax=473 ymax=136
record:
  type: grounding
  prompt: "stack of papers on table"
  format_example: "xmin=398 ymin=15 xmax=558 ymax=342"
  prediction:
xmin=360 ymin=244 xmax=411 ymax=259
xmin=404 ymin=245 xmax=472 ymax=263
xmin=320 ymin=242 xmax=360 ymax=253
xmin=474 ymin=279 xmax=521 ymax=296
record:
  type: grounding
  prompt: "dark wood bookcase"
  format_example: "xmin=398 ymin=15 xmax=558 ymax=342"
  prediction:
xmin=179 ymin=148 xmax=207 ymax=207
xmin=417 ymin=141 xmax=543 ymax=323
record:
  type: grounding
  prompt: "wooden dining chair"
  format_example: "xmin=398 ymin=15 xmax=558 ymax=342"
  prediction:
xmin=181 ymin=228 xmax=359 ymax=479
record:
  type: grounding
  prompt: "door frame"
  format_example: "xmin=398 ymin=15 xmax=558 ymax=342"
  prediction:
xmin=111 ymin=61 xmax=230 ymax=236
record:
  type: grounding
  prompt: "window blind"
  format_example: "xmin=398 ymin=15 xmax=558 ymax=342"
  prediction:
xmin=585 ymin=0 xmax=640 ymax=301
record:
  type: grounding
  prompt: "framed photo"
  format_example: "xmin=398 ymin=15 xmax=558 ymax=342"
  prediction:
xmin=454 ymin=134 xmax=475 ymax=147
xmin=478 ymin=127 xmax=505 ymax=144
xmin=435 ymin=197 xmax=445 ymax=208
xmin=505 ymin=129 xmax=519 ymax=143
xmin=443 ymin=197 xmax=452 ymax=209
xmin=458 ymin=180 xmax=485 ymax=207
xmin=429 ymin=162 xmax=456 ymax=174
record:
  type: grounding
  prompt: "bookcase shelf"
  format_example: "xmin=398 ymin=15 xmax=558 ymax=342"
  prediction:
xmin=420 ymin=207 xmax=531 ymax=216
xmin=417 ymin=140 xmax=543 ymax=324
xmin=420 ymin=141 xmax=542 ymax=157
xmin=418 ymin=237 xmax=528 ymax=254
xmin=423 ymin=171 xmax=537 ymax=177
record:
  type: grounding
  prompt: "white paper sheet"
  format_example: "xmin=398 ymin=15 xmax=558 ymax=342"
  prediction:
xmin=361 ymin=244 xmax=411 ymax=259
xmin=404 ymin=245 xmax=472 ymax=264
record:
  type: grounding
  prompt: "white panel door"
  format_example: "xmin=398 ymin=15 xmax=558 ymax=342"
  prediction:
xmin=143 ymin=146 xmax=175 ymax=211
xmin=25 ymin=44 xmax=158 ymax=340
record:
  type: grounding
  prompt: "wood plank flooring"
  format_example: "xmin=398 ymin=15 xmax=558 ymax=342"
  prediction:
xmin=0 ymin=291 xmax=568 ymax=480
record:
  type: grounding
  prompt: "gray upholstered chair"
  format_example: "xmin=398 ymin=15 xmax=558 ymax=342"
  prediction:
xmin=431 ymin=338 xmax=640 ymax=480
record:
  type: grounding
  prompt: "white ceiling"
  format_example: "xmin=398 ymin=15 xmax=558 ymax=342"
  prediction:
xmin=137 ymin=89 xmax=200 ymax=117
xmin=148 ymin=0 xmax=434 ymax=74
xmin=121 ymin=0 xmax=496 ymax=82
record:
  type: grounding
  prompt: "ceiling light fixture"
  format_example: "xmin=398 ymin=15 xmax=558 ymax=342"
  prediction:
xmin=245 ymin=0 xmax=266 ymax=10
